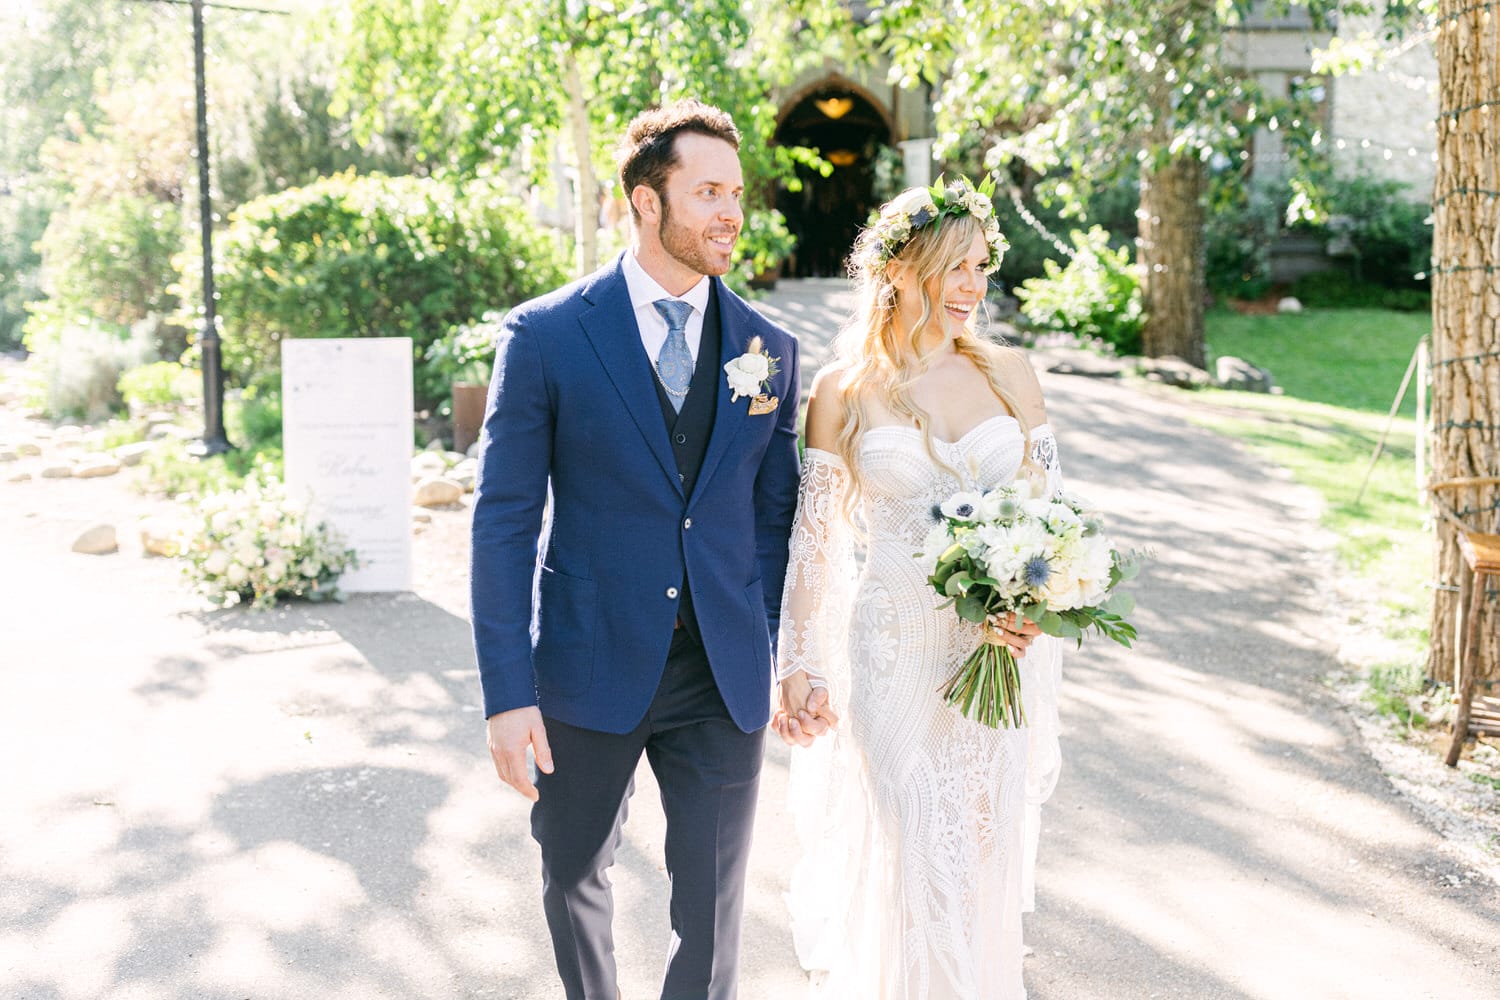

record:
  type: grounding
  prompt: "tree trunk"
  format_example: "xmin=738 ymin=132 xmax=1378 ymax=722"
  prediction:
xmin=562 ymin=54 xmax=598 ymax=275
xmin=1137 ymin=153 xmax=1207 ymax=367
xmin=1427 ymin=0 xmax=1500 ymax=691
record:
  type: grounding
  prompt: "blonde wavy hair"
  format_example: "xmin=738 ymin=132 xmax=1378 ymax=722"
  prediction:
xmin=829 ymin=189 xmax=1039 ymax=513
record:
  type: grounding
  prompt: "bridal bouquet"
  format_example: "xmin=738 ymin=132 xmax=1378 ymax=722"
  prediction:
xmin=918 ymin=479 xmax=1140 ymax=728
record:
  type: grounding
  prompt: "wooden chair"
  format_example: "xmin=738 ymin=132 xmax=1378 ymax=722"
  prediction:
xmin=1446 ymin=529 xmax=1500 ymax=766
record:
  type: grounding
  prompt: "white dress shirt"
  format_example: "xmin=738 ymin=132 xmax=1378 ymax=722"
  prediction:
xmin=622 ymin=249 xmax=709 ymax=366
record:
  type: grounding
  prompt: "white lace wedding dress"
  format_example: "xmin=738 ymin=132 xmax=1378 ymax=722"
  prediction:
xmin=778 ymin=415 xmax=1065 ymax=1000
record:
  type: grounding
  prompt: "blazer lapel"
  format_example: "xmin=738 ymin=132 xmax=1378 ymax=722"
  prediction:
xmin=690 ymin=279 xmax=753 ymax=505
xmin=577 ymin=261 xmax=682 ymax=496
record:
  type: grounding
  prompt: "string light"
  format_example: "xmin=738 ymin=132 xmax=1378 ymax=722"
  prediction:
xmin=1330 ymin=136 xmax=1438 ymax=163
xmin=1433 ymin=350 xmax=1500 ymax=367
xmin=1005 ymin=185 xmax=1077 ymax=260
xmin=1432 ymin=187 xmax=1500 ymax=207
xmin=1436 ymin=0 xmax=1499 ymax=25
xmin=1439 ymin=420 xmax=1500 ymax=430
xmin=1439 ymin=98 xmax=1500 ymax=122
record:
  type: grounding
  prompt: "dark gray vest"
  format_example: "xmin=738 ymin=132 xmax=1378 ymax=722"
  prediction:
xmin=651 ymin=284 xmax=721 ymax=641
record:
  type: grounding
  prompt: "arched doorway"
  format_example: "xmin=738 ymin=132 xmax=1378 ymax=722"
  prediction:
xmin=774 ymin=83 xmax=894 ymax=278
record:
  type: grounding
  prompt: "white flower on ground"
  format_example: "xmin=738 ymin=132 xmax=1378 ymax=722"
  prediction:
xmin=204 ymin=550 xmax=229 ymax=576
xmin=225 ymin=563 xmax=248 ymax=586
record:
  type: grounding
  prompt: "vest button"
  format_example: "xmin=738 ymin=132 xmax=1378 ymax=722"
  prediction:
xmin=675 ymin=433 xmax=687 ymax=445
xmin=666 ymin=586 xmax=679 ymax=599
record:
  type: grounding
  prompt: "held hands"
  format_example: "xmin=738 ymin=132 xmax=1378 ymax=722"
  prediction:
xmin=773 ymin=669 xmax=840 ymax=748
xmin=983 ymin=612 xmax=1041 ymax=657
xmin=486 ymin=706 xmax=553 ymax=802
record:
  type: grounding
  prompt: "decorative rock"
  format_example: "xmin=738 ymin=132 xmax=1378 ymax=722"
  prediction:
xmin=143 ymin=411 xmax=177 ymax=428
xmin=424 ymin=438 xmax=447 ymax=452
xmin=0 ymin=447 xmax=16 ymax=463
xmin=74 ymin=455 xmax=122 ymax=478
xmin=411 ymin=508 xmax=433 ymax=524
xmin=113 ymin=441 xmax=154 ymax=467
xmin=412 ymin=475 xmax=464 ymax=507
xmin=40 ymin=462 xmax=74 ymax=478
xmin=1276 ymin=296 xmax=1304 ymax=314
xmin=443 ymin=450 xmax=467 ymax=467
xmin=1215 ymin=355 xmax=1276 ymax=393
xmin=16 ymin=440 xmax=41 ymax=457
xmin=1139 ymin=356 xmax=1214 ymax=389
xmin=448 ymin=458 xmax=478 ymax=492
xmin=146 ymin=423 xmax=179 ymax=441
xmin=466 ymin=440 xmax=481 ymax=459
xmin=72 ymin=523 xmax=118 ymax=555
xmin=139 ymin=517 xmax=182 ymax=557
xmin=410 ymin=452 xmax=447 ymax=480
xmin=7 ymin=470 xmax=31 ymax=483
xmin=81 ymin=429 xmax=109 ymax=450
xmin=52 ymin=425 xmax=83 ymax=448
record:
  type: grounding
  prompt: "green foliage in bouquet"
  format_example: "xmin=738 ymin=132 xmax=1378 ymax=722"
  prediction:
xmin=921 ymin=482 xmax=1143 ymax=728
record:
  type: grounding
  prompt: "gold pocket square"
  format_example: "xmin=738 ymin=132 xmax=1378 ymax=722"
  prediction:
xmin=748 ymin=394 xmax=778 ymax=416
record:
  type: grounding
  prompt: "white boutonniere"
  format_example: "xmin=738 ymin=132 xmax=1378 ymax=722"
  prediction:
xmin=724 ymin=335 xmax=780 ymax=403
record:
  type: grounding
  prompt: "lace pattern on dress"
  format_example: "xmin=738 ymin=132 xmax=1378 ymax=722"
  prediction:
xmin=781 ymin=420 xmax=1069 ymax=1000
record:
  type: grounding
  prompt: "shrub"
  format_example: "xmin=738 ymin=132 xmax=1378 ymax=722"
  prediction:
xmin=22 ymin=306 xmax=154 ymax=420
xmin=212 ymin=172 xmax=569 ymax=405
xmin=35 ymin=193 xmax=184 ymax=328
xmin=1288 ymin=270 xmax=1431 ymax=312
xmin=0 ymin=180 xmax=52 ymax=353
xmin=731 ymin=209 xmax=798 ymax=287
xmin=118 ymin=360 xmax=200 ymax=412
xmin=1015 ymin=226 xmax=1144 ymax=355
xmin=1321 ymin=173 xmax=1431 ymax=290
xmin=1204 ymin=182 xmax=1278 ymax=301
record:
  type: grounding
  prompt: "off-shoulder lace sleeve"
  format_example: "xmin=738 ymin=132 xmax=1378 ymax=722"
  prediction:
xmin=776 ymin=447 xmax=857 ymax=691
xmin=1031 ymin=421 xmax=1064 ymax=498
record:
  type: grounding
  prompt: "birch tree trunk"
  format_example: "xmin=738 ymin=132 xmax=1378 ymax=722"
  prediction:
xmin=1427 ymin=0 xmax=1500 ymax=690
xmin=562 ymin=54 xmax=599 ymax=275
xmin=1138 ymin=154 xmax=1208 ymax=367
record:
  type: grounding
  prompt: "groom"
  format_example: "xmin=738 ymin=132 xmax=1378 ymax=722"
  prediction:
xmin=470 ymin=100 xmax=801 ymax=1000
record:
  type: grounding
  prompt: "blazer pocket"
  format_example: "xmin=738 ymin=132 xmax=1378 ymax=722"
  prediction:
xmin=534 ymin=566 xmax=597 ymax=697
xmin=743 ymin=578 xmax=771 ymax=674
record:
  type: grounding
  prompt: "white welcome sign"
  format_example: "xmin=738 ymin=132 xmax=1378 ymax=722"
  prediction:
xmin=282 ymin=338 xmax=413 ymax=593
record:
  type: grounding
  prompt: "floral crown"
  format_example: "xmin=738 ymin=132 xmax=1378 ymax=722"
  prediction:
xmin=868 ymin=174 xmax=1010 ymax=274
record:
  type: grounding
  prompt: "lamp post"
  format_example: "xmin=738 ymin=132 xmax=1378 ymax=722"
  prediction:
xmin=120 ymin=0 xmax=290 ymax=454
xmin=189 ymin=0 xmax=230 ymax=456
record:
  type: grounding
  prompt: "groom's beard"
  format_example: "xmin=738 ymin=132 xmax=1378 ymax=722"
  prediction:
xmin=659 ymin=197 xmax=736 ymax=278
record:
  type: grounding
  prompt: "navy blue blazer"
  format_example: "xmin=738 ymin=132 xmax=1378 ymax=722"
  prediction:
xmin=469 ymin=255 xmax=801 ymax=734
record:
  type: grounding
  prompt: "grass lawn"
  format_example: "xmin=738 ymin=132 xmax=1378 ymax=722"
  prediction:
xmin=1205 ymin=307 xmax=1430 ymax=415
xmin=1198 ymin=307 xmax=1434 ymax=718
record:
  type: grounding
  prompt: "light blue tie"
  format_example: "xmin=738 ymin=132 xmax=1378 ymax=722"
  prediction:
xmin=653 ymin=298 xmax=695 ymax=413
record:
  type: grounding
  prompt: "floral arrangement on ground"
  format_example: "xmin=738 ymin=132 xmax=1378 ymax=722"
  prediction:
xmin=180 ymin=475 xmax=357 ymax=609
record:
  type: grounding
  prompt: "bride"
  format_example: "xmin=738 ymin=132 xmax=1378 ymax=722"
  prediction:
xmin=773 ymin=176 xmax=1066 ymax=999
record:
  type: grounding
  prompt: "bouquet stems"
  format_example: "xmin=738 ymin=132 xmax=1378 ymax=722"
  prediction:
xmin=940 ymin=636 xmax=1027 ymax=729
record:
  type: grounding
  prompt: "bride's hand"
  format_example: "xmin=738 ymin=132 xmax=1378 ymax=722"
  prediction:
xmin=774 ymin=670 xmax=839 ymax=747
xmin=984 ymin=612 xmax=1041 ymax=658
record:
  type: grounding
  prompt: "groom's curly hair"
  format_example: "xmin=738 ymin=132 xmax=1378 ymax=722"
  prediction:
xmin=617 ymin=100 xmax=740 ymax=222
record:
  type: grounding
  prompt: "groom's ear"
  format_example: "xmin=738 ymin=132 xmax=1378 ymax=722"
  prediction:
xmin=631 ymin=184 xmax=661 ymax=224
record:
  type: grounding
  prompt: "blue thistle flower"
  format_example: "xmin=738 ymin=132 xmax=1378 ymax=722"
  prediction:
xmin=1023 ymin=555 xmax=1051 ymax=588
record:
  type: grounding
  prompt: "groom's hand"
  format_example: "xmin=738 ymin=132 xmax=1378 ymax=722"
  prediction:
xmin=487 ymin=706 xmax=553 ymax=802
xmin=774 ymin=671 xmax=839 ymax=747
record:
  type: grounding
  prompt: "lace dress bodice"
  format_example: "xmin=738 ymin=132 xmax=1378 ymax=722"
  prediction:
xmin=779 ymin=416 xmax=1065 ymax=1000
